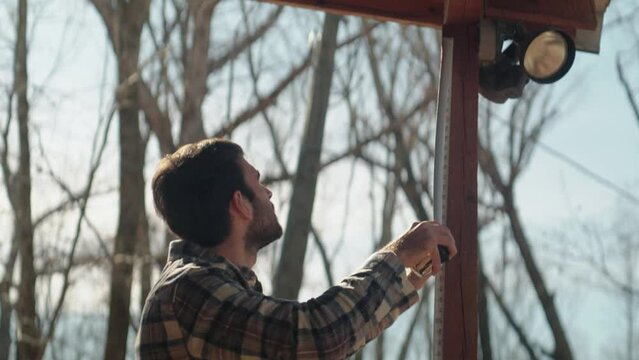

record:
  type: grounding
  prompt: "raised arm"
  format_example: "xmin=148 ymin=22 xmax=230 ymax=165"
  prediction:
xmin=188 ymin=251 xmax=415 ymax=359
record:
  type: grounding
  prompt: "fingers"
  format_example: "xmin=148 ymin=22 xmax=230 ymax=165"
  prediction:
xmin=441 ymin=227 xmax=457 ymax=259
xmin=443 ymin=226 xmax=457 ymax=258
xmin=391 ymin=220 xmax=458 ymax=270
xmin=411 ymin=221 xmax=457 ymax=269
xmin=407 ymin=268 xmax=428 ymax=289
xmin=417 ymin=221 xmax=457 ymax=260
xmin=430 ymin=247 xmax=442 ymax=274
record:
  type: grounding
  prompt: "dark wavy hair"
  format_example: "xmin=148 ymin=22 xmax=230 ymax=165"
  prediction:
xmin=152 ymin=138 xmax=254 ymax=247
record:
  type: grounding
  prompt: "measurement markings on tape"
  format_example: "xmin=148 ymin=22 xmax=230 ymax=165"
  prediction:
xmin=432 ymin=36 xmax=453 ymax=360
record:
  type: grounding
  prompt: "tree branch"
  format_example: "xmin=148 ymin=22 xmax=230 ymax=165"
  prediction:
xmin=1 ymin=89 xmax=15 ymax=204
xmin=32 ymin=187 xmax=115 ymax=229
xmin=310 ymin=226 xmax=334 ymax=286
xmin=41 ymin=105 xmax=116 ymax=352
xmin=397 ymin=286 xmax=430 ymax=359
xmin=617 ymin=55 xmax=639 ymax=129
xmin=213 ymin=51 xmax=312 ymax=137
xmin=262 ymin=114 xmax=410 ymax=185
xmin=207 ymin=6 xmax=283 ymax=74
xmin=213 ymin=23 xmax=380 ymax=138
xmin=138 ymin=79 xmax=175 ymax=154
xmin=89 ymin=0 xmax=118 ymax=55
xmin=484 ymin=275 xmax=541 ymax=360
xmin=365 ymin=26 xmax=434 ymax=220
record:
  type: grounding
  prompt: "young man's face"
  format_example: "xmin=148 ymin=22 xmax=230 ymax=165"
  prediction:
xmin=239 ymin=157 xmax=283 ymax=250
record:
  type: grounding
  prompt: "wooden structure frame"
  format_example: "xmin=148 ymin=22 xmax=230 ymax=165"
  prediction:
xmin=258 ymin=0 xmax=606 ymax=358
xmin=264 ymin=0 xmax=599 ymax=30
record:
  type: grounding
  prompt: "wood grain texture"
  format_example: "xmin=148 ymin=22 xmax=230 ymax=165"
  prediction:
xmin=261 ymin=0 xmax=598 ymax=32
xmin=264 ymin=0 xmax=444 ymax=27
xmin=486 ymin=0 xmax=597 ymax=30
xmin=441 ymin=23 xmax=479 ymax=360
xmin=444 ymin=0 xmax=483 ymax=24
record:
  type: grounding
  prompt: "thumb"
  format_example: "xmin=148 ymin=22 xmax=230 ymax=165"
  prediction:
xmin=407 ymin=269 xmax=428 ymax=290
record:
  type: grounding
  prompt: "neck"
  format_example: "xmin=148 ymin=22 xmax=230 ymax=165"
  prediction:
xmin=213 ymin=232 xmax=257 ymax=269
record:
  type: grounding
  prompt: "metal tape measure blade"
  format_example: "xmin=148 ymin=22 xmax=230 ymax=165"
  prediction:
xmin=432 ymin=36 xmax=453 ymax=360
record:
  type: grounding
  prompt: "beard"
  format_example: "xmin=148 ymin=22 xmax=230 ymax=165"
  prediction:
xmin=245 ymin=197 xmax=283 ymax=250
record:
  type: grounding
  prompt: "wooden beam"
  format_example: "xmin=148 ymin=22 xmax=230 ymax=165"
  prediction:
xmin=444 ymin=0 xmax=482 ymax=24
xmin=485 ymin=0 xmax=597 ymax=30
xmin=441 ymin=23 xmax=479 ymax=360
xmin=260 ymin=0 xmax=600 ymax=35
xmin=264 ymin=0 xmax=444 ymax=27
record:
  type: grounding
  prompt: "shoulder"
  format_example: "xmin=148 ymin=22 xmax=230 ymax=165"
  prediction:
xmin=153 ymin=260 xmax=243 ymax=303
xmin=141 ymin=261 xmax=247 ymax=330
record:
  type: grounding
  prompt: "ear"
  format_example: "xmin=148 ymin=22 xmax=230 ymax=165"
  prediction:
xmin=229 ymin=190 xmax=253 ymax=221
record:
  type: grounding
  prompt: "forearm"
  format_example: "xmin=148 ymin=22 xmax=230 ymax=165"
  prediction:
xmin=216 ymin=251 xmax=419 ymax=359
xmin=295 ymin=251 xmax=418 ymax=358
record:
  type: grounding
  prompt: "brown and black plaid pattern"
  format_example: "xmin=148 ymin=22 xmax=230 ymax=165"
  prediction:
xmin=136 ymin=240 xmax=418 ymax=359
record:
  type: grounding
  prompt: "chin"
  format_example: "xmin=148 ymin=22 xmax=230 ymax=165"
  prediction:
xmin=248 ymin=223 xmax=282 ymax=250
xmin=261 ymin=226 xmax=283 ymax=249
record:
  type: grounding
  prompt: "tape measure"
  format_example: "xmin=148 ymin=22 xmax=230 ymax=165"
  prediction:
xmin=432 ymin=36 xmax=454 ymax=360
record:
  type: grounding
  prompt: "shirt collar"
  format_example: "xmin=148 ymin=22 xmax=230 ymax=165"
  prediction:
xmin=167 ymin=239 xmax=262 ymax=292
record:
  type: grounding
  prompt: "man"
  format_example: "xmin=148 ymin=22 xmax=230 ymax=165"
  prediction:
xmin=136 ymin=138 xmax=457 ymax=359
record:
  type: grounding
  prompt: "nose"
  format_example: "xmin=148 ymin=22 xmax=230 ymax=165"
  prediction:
xmin=265 ymin=186 xmax=273 ymax=199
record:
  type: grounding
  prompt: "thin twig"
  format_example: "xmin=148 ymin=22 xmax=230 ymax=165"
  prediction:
xmin=41 ymin=104 xmax=116 ymax=351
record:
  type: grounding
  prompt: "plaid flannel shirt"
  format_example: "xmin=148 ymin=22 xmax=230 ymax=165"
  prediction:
xmin=136 ymin=240 xmax=419 ymax=359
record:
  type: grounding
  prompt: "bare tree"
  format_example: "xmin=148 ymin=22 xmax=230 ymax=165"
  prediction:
xmin=0 ymin=3 xmax=119 ymax=358
xmin=478 ymin=246 xmax=494 ymax=360
xmin=376 ymin=167 xmax=398 ymax=360
xmin=8 ymin=0 xmax=41 ymax=358
xmin=36 ymin=105 xmax=117 ymax=359
xmin=478 ymin=89 xmax=574 ymax=360
xmin=4 ymin=2 xmax=634 ymax=358
xmin=572 ymin=207 xmax=639 ymax=360
xmin=89 ymin=1 xmax=151 ymax=359
xmin=615 ymin=3 xmax=639 ymax=130
xmin=272 ymin=13 xmax=341 ymax=299
xmin=139 ymin=1 xmax=286 ymax=155
xmin=617 ymin=219 xmax=638 ymax=360
xmin=364 ymin=23 xmax=440 ymax=222
xmin=357 ymin=23 xmax=440 ymax=359
xmin=138 ymin=2 xmax=299 ymax=278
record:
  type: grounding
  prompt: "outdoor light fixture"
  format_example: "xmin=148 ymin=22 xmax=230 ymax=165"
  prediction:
xmin=479 ymin=20 xmax=577 ymax=103
xmin=521 ymin=30 xmax=576 ymax=83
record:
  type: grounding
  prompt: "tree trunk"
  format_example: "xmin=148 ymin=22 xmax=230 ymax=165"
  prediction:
xmin=104 ymin=66 xmax=146 ymax=360
xmin=625 ymin=244 xmax=634 ymax=360
xmin=375 ymin=334 xmax=384 ymax=360
xmin=14 ymin=0 xmax=41 ymax=358
xmin=479 ymin=134 xmax=573 ymax=360
xmin=485 ymin=273 xmax=540 ymax=360
xmin=138 ymin=130 xmax=151 ymax=314
xmin=0 ymin=274 xmax=13 ymax=360
xmin=94 ymin=1 xmax=150 ymax=359
xmin=377 ymin=170 xmax=397 ymax=250
xmin=1 ymin=208 xmax=19 ymax=360
xmin=272 ymin=14 xmax=340 ymax=299
xmin=397 ymin=290 xmax=429 ymax=360
xmin=374 ymin=171 xmax=397 ymax=360
xmin=104 ymin=95 xmax=145 ymax=360
xmin=138 ymin=208 xmax=152 ymax=317
xmin=503 ymin=192 xmax=573 ymax=360
xmin=179 ymin=0 xmax=217 ymax=145
xmin=364 ymin=30 xmax=431 ymax=221
xmin=616 ymin=57 xmax=639 ymax=129
xmin=478 ymin=247 xmax=493 ymax=360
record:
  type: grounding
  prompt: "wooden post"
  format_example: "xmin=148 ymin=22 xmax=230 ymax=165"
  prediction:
xmin=441 ymin=23 xmax=479 ymax=359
